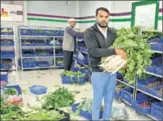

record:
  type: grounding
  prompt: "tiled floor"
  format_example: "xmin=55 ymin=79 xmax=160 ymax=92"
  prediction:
xmin=8 ymin=69 xmax=152 ymax=120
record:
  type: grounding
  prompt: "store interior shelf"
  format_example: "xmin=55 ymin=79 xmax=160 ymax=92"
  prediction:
xmin=21 ymin=46 xmax=53 ymax=49
xmin=120 ymin=99 xmax=132 ymax=106
xmin=151 ymin=50 xmax=162 ymax=54
xmin=23 ymin=66 xmax=55 ymax=70
xmin=19 ymin=26 xmax=64 ymax=70
xmin=56 ymin=56 xmax=64 ymax=58
xmin=142 ymin=29 xmax=162 ymax=33
xmin=116 ymin=79 xmax=134 ymax=88
xmin=137 ymin=88 xmax=162 ymax=101
xmin=22 ymin=56 xmax=54 ymax=58
xmin=146 ymin=114 xmax=158 ymax=121
xmin=20 ymin=35 xmax=56 ymax=38
xmin=1 ymin=68 xmax=16 ymax=71
xmin=144 ymin=71 xmax=162 ymax=78
xmin=1 ymin=26 xmax=17 ymax=72
xmin=1 ymin=35 xmax=13 ymax=37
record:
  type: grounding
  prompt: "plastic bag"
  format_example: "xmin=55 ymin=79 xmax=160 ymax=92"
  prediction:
xmin=0 ymin=81 xmax=7 ymax=86
xmin=111 ymin=102 xmax=129 ymax=120
xmin=22 ymin=95 xmax=42 ymax=109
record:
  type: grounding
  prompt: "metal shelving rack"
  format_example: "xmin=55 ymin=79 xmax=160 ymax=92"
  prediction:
xmin=0 ymin=26 xmax=17 ymax=72
xmin=18 ymin=26 xmax=64 ymax=70
xmin=74 ymin=30 xmax=162 ymax=120
xmin=118 ymin=29 xmax=162 ymax=120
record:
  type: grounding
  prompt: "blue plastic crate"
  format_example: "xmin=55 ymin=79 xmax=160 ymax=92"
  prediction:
xmin=114 ymin=88 xmax=121 ymax=99
xmin=0 ymin=63 xmax=12 ymax=70
xmin=71 ymin=67 xmax=79 ymax=72
xmin=151 ymin=102 xmax=162 ymax=121
xmin=29 ymin=85 xmax=47 ymax=95
xmin=116 ymin=72 xmax=123 ymax=79
xmin=152 ymin=57 xmax=162 ymax=65
xmin=1 ymin=40 xmax=14 ymax=46
xmin=56 ymin=53 xmax=64 ymax=56
xmin=0 ymin=72 xmax=8 ymax=82
xmin=150 ymin=44 xmax=158 ymax=51
xmin=36 ymin=61 xmax=50 ymax=67
xmin=62 ymin=76 xmax=74 ymax=84
xmin=71 ymin=103 xmax=103 ymax=120
xmin=153 ymin=85 xmax=162 ymax=98
xmin=137 ymin=77 xmax=158 ymax=88
xmin=120 ymin=88 xmax=149 ymax=104
xmin=158 ymin=45 xmax=162 ymax=51
xmin=1 ymin=51 xmax=15 ymax=59
xmin=155 ymin=67 xmax=162 ymax=76
xmin=146 ymin=66 xmax=155 ymax=73
xmin=23 ymin=62 xmax=36 ymax=68
xmin=20 ymin=29 xmax=30 ymax=35
xmin=22 ymin=49 xmax=35 ymax=57
xmin=4 ymin=85 xmax=22 ymax=95
xmin=22 ymin=59 xmax=36 ymax=68
xmin=78 ymin=68 xmax=87 ymax=73
xmin=137 ymin=77 xmax=162 ymax=98
xmin=36 ymin=50 xmax=53 ymax=56
xmin=119 ymin=88 xmax=133 ymax=104
xmin=132 ymin=98 xmax=152 ymax=115
xmin=75 ymin=77 xmax=86 ymax=84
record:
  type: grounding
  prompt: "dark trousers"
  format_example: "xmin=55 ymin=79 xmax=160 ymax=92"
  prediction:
xmin=63 ymin=50 xmax=73 ymax=71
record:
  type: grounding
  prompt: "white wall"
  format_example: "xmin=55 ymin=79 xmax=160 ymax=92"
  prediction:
xmin=78 ymin=1 xmax=162 ymax=30
xmin=78 ymin=1 xmax=113 ymax=28
xmin=27 ymin=1 xmax=79 ymax=28
xmin=78 ymin=1 xmax=133 ymax=28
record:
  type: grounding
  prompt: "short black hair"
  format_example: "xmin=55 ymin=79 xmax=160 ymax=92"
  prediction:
xmin=96 ymin=7 xmax=110 ymax=16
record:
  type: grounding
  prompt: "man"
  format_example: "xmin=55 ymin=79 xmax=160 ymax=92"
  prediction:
xmin=63 ymin=18 xmax=86 ymax=71
xmin=84 ymin=7 xmax=127 ymax=120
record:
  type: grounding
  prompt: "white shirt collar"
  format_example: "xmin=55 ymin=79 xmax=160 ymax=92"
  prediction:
xmin=97 ymin=24 xmax=108 ymax=39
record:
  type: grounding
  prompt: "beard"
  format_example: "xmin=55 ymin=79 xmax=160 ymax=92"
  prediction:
xmin=97 ymin=21 xmax=108 ymax=28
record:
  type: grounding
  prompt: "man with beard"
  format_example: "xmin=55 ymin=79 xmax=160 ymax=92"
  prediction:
xmin=84 ymin=7 xmax=127 ymax=120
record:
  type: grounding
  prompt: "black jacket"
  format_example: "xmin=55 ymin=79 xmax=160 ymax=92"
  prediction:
xmin=84 ymin=24 xmax=117 ymax=72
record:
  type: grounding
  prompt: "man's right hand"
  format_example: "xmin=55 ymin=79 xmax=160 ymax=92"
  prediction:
xmin=115 ymin=49 xmax=127 ymax=59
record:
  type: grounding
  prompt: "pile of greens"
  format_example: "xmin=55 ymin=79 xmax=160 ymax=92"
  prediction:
xmin=61 ymin=71 xmax=85 ymax=78
xmin=24 ymin=110 xmax=66 ymax=120
xmin=1 ymin=98 xmax=25 ymax=120
xmin=42 ymin=87 xmax=75 ymax=110
xmin=105 ymin=26 xmax=153 ymax=84
xmin=4 ymin=88 xmax=17 ymax=95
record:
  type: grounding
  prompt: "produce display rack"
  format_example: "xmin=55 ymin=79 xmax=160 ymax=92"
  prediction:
xmin=18 ymin=26 xmax=64 ymax=70
xmin=120 ymin=30 xmax=162 ymax=121
xmin=74 ymin=30 xmax=162 ymax=121
xmin=0 ymin=26 xmax=18 ymax=71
